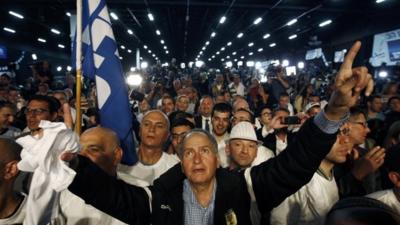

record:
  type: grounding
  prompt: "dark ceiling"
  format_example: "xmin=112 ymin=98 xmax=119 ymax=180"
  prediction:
xmin=1 ymin=0 xmax=400 ymax=68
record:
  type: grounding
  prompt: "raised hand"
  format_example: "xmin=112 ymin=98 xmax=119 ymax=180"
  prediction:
xmin=326 ymin=41 xmax=374 ymax=120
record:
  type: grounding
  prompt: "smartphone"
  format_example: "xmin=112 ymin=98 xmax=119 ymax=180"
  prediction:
xmin=283 ymin=116 xmax=301 ymax=125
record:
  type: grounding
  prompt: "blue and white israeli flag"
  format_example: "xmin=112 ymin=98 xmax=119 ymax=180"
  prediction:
xmin=72 ymin=0 xmax=137 ymax=165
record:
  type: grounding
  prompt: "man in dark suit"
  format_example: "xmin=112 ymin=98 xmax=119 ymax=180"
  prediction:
xmin=194 ymin=95 xmax=213 ymax=133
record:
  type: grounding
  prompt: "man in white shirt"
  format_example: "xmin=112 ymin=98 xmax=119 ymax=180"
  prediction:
xmin=0 ymin=138 xmax=25 ymax=225
xmin=118 ymin=110 xmax=179 ymax=186
xmin=210 ymin=103 xmax=231 ymax=167
xmin=228 ymin=74 xmax=245 ymax=97
xmin=367 ymin=145 xmax=400 ymax=214
xmin=270 ymin=130 xmax=353 ymax=225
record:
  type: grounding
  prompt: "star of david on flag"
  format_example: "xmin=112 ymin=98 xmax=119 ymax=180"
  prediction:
xmin=72 ymin=0 xmax=137 ymax=165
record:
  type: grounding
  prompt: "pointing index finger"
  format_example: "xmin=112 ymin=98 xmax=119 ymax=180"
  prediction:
xmin=341 ymin=41 xmax=362 ymax=71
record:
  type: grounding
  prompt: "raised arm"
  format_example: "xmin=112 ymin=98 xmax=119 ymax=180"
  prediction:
xmin=247 ymin=41 xmax=373 ymax=211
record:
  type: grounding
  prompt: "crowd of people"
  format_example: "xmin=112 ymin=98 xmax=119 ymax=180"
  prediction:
xmin=0 ymin=41 xmax=399 ymax=225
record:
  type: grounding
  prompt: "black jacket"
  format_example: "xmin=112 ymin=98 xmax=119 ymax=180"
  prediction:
xmin=69 ymin=119 xmax=336 ymax=225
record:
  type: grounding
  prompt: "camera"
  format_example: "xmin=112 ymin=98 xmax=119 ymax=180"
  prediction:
xmin=283 ymin=116 xmax=301 ymax=125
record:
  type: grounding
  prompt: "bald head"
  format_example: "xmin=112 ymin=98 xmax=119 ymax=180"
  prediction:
xmin=80 ymin=127 xmax=122 ymax=175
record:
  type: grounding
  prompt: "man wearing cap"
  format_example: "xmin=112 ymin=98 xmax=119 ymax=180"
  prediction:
xmin=65 ymin=41 xmax=373 ymax=225
xmin=304 ymin=102 xmax=321 ymax=118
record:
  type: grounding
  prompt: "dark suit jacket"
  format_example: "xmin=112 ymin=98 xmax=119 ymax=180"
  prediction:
xmin=69 ymin=119 xmax=336 ymax=225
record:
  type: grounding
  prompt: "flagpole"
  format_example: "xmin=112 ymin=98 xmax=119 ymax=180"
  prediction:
xmin=74 ymin=0 xmax=82 ymax=134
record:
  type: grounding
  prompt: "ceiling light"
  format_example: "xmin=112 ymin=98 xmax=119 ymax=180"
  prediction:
xmin=152 ymin=54 xmax=156 ymax=57
xmin=127 ymin=49 xmax=132 ymax=53
xmin=126 ymin=74 xmax=143 ymax=86
xmin=288 ymin=34 xmax=297 ymax=40
xmin=202 ymin=47 xmax=206 ymax=50
xmin=160 ymin=40 xmax=165 ymax=44
xmin=249 ymin=52 xmax=253 ymax=56
xmin=9 ymin=11 xmax=24 ymax=19
xmin=51 ymin=28 xmax=61 ymax=35
xmin=221 ymin=58 xmax=225 ymax=62
xmin=57 ymin=66 xmax=62 ymax=72
xmin=148 ymin=13 xmax=154 ymax=21
xmin=205 ymin=41 xmax=210 ymax=46
xmin=287 ymin=19 xmax=297 ymax=26
xmin=66 ymin=12 xmax=71 ymax=17
xmin=227 ymin=42 xmax=232 ymax=46
xmin=143 ymin=45 xmax=148 ymax=49
xmin=376 ymin=0 xmax=386 ymax=3
xmin=156 ymin=30 xmax=161 ymax=35
xmin=110 ymin=12 xmax=118 ymax=20
xmin=219 ymin=16 xmax=226 ymax=24
xmin=148 ymin=50 xmax=152 ymax=53
xmin=67 ymin=66 xmax=72 ymax=71
xmin=263 ymin=33 xmax=270 ymax=39
xmin=253 ymin=17 xmax=262 ymax=25
xmin=58 ymin=44 xmax=65 ymax=49
xmin=237 ymin=32 xmax=244 ymax=38
xmin=248 ymin=42 xmax=254 ymax=47
xmin=297 ymin=61 xmax=305 ymax=69
xmin=319 ymin=19 xmax=332 ymax=27
xmin=282 ymin=59 xmax=289 ymax=67
xmin=163 ymin=46 xmax=167 ymax=49
xmin=208 ymin=58 xmax=212 ymax=61
xmin=195 ymin=60 xmax=204 ymax=67
xmin=199 ymin=51 xmax=203 ymax=54
xmin=141 ymin=61 xmax=148 ymax=69
xmin=216 ymin=51 xmax=220 ymax=55
xmin=211 ymin=32 xmax=216 ymax=38
xmin=258 ymin=48 xmax=263 ymax=52
xmin=120 ymin=45 xmax=126 ymax=49
xmin=269 ymin=43 xmax=276 ymax=47
xmin=221 ymin=47 xmax=225 ymax=51
xmin=37 ymin=38 xmax=46 ymax=43
xmin=166 ymin=50 xmax=169 ymax=54
xmin=246 ymin=61 xmax=255 ymax=67
xmin=232 ymin=52 xmax=237 ymax=55
xmin=238 ymin=61 xmax=243 ymax=66
xmin=127 ymin=29 xmax=133 ymax=35
xmin=226 ymin=61 xmax=233 ymax=68
xmin=240 ymin=56 xmax=245 ymax=59
xmin=31 ymin=54 xmax=37 ymax=60
xmin=212 ymin=55 xmax=215 ymax=58
xmin=234 ymin=59 xmax=238 ymax=62
xmin=3 ymin=27 xmax=16 ymax=33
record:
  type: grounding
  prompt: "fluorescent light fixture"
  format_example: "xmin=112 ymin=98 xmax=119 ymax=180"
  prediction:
xmin=160 ymin=39 xmax=165 ymax=44
xmin=253 ymin=17 xmax=262 ymax=25
xmin=127 ymin=49 xmax=132 ymax=53
xmin=246 ymin=61 xmax=255 ymax=67
xmin=37 ymin=38 xmax=46 ymax=43
xmin=110 ymin=12 xmax=118 ymax=20
xmin=156 ymin=30 xmax=161 ymax=35
xmin=234 ymin=59 xmax=238 ymax=62
xmin=221 ymin=58 xmax=225 ymax=62
xmin=211 ymin=32 xmax=216 ymax=38
xmin=140 ymin=61 xmax=148 ymax=69
xmin=163 ymin=46 xmax=167 ymax=49
xmin=212 ymin=55 xmax=215 ymax=58
xmin=226 ymin=61 xmax=233 ymax=67
xmin=219 ymin=16 xmax=226 ymax=24
xmin=67 ymin=66 xmax=72 ymax=71
xmin=143 ymin=45 xmax=148 ymax=49
xmin=249 ymin=52 xmax=254 ymax=56
xmin=130 ymin=67 xmax=136 ymax=72
xmin=269 ymin=43 xmax=276 ymax=47
xmin=226 ymin=56 xmax=230 ymax=59
xmin=227 ymin=42 xmax=232 ymax=46
xmin=126 ymin=74 xmax=143 ymax=86
xmin=148 ymin=13 xmax=154 ymax=21
xmin=221 ymin=47 xmax=225 ymax=51
xmin=58 ymin=44 xmax=65 ymax=49
xmin=205 ymin=41 xmax=210 ymax=46
xmin=66 ymin=12 xmax=71 ymax=17
xmin=282 ymin=59 xmax=289 ymax=67
xmin=238 ymin=61 xmax=243 ymax=66
xmin=127 ymin=29 xmax=133 ymax=35
xmin=376 ymin=0 xmax=386 ymax=3
xmin=3 ymin=27 xmax=16 ymax=33
xmin=180 ymin=63 xmax=186 ymax=69
xmin=152 ymin=54 xmax=156 ymax=57
xmin=148 ymin=50 xmax=152 ymax=53
xmin=119 ymin=56 xmax=123 ymax=60
xmin=379 ymin=70 xmax=388 ymax=78
xmin=57 ymin=66 xmax=62 ymax=72
xmin=216 ymin=51 xmax=220 ymax=55
xmin=9 ymin=11 xmax=24 ymax=19
xmin=202 ymin=46 xmax=206 ymax=50
xmin=240 ymin=56 xmax=245 ymax=59
xmin=120 ymin=45 xmax=126 ymax=49
xmin=288 ymin=34 xmax=297 ymax=40
xmin=208 ymin=58 xmax=212 ymax=61
xmin=297 ymin=61 xmax=305 ymax=69
xmin=248 ymin=42 xmax=254 ymax=47
xmin=166 ymin=50 xmax=169 ymax=54
xmin=199 ymin=51 xmax=203 ymax=54
xmin=263 ymin=33 xmax=270 ymax=39
xmin=31 ymin=54 xmax=37 ymax=60
xmin=287 ymin=19 xmax=297 ymax=26
xmin=51 ymin=28 xmax=61 ymax=35
xmin=237 ymin=32 xmax=244 ymax=38
xmin=319 ymin=19 xmax=332 ymax=27
xmin=258 ymin=48 xmax=263 ymax=52
xmin=195 ymin=60 xmax=204 ymax=67
xmin=232 ymin=52 xmax=237 ymax=55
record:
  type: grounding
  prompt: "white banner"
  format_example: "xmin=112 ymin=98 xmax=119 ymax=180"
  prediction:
xmin=370 ymin=28 xmax=400 ymax=67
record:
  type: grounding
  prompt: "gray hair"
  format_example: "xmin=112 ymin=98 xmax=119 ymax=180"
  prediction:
xmin=177 ymin=129 xmax=218 ymax=158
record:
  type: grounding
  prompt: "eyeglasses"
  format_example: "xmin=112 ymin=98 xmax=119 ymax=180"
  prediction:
xmin=351 ymin=121 xmax=368 ymax=128
xmin=24 ymin=108 xmax=49 ymax=116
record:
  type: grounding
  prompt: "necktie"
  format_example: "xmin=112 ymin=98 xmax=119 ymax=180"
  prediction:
xmin=205 ymin=119 xmax=210 ymax=133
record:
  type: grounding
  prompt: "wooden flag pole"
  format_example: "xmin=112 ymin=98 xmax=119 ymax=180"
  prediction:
xmin=74 ymin=0 xmax=82 ymax=135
